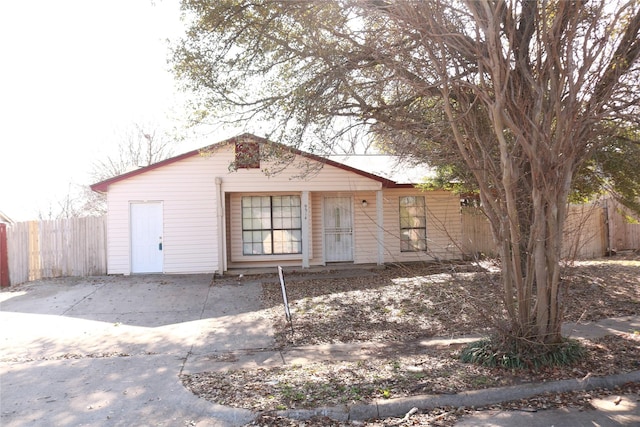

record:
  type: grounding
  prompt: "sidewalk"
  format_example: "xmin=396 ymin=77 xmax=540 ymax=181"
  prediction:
xmin=184 ymin=315 xmax=640 ymax=373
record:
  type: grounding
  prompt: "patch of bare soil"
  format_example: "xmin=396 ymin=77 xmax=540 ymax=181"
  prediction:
xmin=260 ymin=259 xmax=639 ymax=347
xmin=183 ymin=255 xmax=640 ymax=425
xmin=265 ymin=267 xmax=497 ymax=346
xmin=563 ymin=257 xmax=640 ymax=322
xmin=183 ymin=334 xmax=639 ymax=411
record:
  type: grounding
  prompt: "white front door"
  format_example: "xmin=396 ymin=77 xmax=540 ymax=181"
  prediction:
xmin=324 ymin=196 xmax=353 ymax=262
xmin=130 ymin=202 xmax=163 ymax=273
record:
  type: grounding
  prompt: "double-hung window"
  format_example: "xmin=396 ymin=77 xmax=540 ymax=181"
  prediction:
xmin=242 ymin=196 xmax=302 ymax=255
xmin=399 ymin=196 xmax=427 ymax=252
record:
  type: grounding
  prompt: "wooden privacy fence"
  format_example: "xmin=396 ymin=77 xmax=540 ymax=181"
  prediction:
xmin=6 ymin=216 xmax=107 ymax=286
xmin=0 ymin=223 xmax=9 ymax=287
xmin=461 ymin=199 xmax=640 ymax=259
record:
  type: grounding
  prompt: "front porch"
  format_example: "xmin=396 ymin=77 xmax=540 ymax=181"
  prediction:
xmin=222 ymin=190 xmax=385 ymax=272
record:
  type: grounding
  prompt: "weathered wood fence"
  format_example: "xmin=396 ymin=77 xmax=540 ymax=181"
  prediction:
xmin=5 ymin=216 xmax=107 ymax=286
xmin=461 ymin=199 xmax=640 ymax=259
xmin=0 ymin=223 xmax=9 ymax=286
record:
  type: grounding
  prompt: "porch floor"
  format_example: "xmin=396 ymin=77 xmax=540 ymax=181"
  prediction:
xmin=223 ymin=263 xmax=384 ymax=277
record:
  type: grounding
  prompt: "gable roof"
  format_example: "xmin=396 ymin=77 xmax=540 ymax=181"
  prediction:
xmin=90 ymin=133 xmax=411 ymax=193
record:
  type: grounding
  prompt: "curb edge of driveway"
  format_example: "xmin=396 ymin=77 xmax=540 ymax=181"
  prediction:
xmin=273 ymin=370 xmax=640 ymax=422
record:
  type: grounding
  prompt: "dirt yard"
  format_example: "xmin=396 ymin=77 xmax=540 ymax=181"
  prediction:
xmin=183 ymin=254 xmax=640 ymax=426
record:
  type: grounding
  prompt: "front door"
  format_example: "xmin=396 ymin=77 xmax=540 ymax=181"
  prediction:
xmin=324 ymin=196 xmax=353 ymax=262
xmin=130 ymin=202 xmax=163 ymax=273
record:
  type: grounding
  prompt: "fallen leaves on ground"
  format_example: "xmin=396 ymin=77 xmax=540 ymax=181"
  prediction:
xmin=182 ymin=334 xmax=639 ymax=412
xmin=183 ymin=254 xmax=640 ymax=425
xmin=259 ymin=259 xmax=639 ymax=347
xmin=246 ymin=382 xmax=640 ymax=427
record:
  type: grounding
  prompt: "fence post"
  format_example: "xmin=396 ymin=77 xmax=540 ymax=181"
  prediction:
xmin=0 ymin=223 xmax=9 ymax=287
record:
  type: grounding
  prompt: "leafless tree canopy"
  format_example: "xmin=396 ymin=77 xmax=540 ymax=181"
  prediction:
xmin=47 ymin=124 xmax=178 ymax=219
xmin=90 ymin=124 xmax=175 ymax=183
xmin=173 ymin=0 xmax=640 ymax=345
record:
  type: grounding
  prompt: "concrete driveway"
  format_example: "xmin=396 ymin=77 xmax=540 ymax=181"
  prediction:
xmin=0 ymin=274 xmax=274 ymax=427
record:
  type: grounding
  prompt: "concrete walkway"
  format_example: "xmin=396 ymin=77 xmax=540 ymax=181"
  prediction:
xmin=1 ymin=275 xmax=270 ymax=426
xmin=1 ymin=275 xmax=639 ymax=426
xmin=192 ymin=316 xmax=638 ymax=426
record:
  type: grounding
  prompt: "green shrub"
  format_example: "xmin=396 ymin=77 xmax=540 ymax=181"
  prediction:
xmin=460 ymin=335 xmax=585 ymax=369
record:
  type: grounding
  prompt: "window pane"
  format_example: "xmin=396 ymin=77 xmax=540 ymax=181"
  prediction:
xmin=241 ymin=195 xmax=302 ymax=255
xmin=261 ymin=231 xmax=272 ymax=254
xmin=399 ymin=196 xmax=427 ymax=252
xmin=400 ymin=230 xmax=411 ymax=252
xmin=291 ymin=217 xmax=301 ymax=228
xmin=242 ymin=217 xmax=252 ymax=229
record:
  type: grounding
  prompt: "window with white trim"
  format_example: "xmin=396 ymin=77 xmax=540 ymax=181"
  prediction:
xmin=399 ymin=196 xmax=427 ymax=252
xmin=242 ymin=196 xmax=302 ymax=255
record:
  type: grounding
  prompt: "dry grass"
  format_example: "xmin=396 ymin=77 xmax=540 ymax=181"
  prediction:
xmin=260 ymin=258 xmax=639 ymax=347
xmin=183 ymin=334 xmax=640 ymax=412
xmin=183 ymin=254 xmax=640 ymax=424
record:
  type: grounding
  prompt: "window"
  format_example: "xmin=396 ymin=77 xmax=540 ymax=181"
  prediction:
xmin=399 ymin=196 xmax=427 ymax=252
xmin=242 ymin=196 xmax=302 ymax=255
xmin=235 ymin=141 xmax=260 ymax=169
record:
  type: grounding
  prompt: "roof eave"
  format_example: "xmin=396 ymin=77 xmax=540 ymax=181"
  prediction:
xmin=89 ymin=133 xmax=405 ymax=192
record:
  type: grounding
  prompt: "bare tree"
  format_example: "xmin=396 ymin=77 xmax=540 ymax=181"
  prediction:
xmin=172 ymin=0 xmax=640 ymax=348
xmin=91 ymin=124 xmax=174 ymax=182
xmin=77 ymin=124 xmax=176 ymax=216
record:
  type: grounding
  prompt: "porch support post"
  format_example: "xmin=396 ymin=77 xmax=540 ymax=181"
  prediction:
xmin=376 ymin=190 xmax=384 ymax=265
xmin=301 ymin=191 xmax=310 ymax=268
xmin=215 ymin=177 xmax=226 ymax=275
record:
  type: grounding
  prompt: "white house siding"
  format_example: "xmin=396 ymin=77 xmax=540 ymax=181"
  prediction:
xmin=219 ymin=149 xmax=384 ymax=267
xmin=103 ymin=142 xmax=463 ymax=273
xmin=221 ymin=153 xmax=383 ymax=193
xmin=310 ymin=192 xmax=324 ymax=266
xmin=352 ymin=191 xmax=380 ymax=264
xmin=381 ymin=188 xmax=462 ymax=263
xmin=105 ymin=154 xmax=223 ymax=275
xmin=226 ymin=188 xmax=462 ymax=268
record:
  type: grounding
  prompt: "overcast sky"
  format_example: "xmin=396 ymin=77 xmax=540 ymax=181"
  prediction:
xmin=0 ymin=0 xmax=221 ymax=221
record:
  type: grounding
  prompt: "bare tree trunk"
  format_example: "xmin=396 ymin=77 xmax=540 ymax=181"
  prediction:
xmin=172 ymin=0 xmax=640 ymax=350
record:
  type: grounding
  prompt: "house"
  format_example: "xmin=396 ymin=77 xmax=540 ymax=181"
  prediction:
xmin=90 ymin=134 xmax=462 ymax=275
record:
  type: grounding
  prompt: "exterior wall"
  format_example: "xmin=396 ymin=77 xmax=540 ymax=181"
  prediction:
xmin=310 ymin=192 xmax=324 ymax=265
xmin=380 ymin=188 xmax=463 ymax=263
xmin=104 ymin=142 xmax=463 ymax=273
xmin=352 ymin=191 xmax=380 ymax=264
xmin=105 ymin=154 xmax=224 ymax=274
xmin=221 ymin=154 xmax=383 ymax=192
xmin=222 ymin=159 xmax=381 ymax=266
xmin=225 ymin=188 xmax=462 ymax=269
xmin=107 ymin=144 xmax=384 ymax=272
xmin=312 ymin=191 xmax=379 ymax=265
xmin=221 ymin=150 xmax=384 ymax=267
